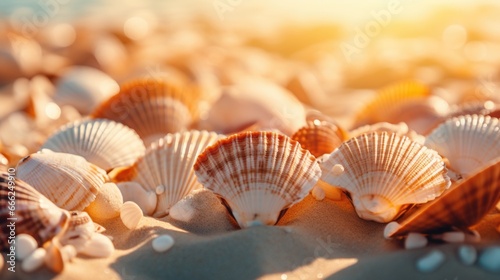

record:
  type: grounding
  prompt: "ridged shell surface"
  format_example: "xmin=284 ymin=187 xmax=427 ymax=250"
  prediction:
xmin=291 ymin=120 xmax=345 ymax=158
xmin=425 ymin=114 xmax=500 ymax=177
xmin=319 ymin=131 xmax=450 ymax=223
xmin=194 ymin=131 xmax=321 ymax=228
xmin=41 ymin=119 xmax=145 ymax=171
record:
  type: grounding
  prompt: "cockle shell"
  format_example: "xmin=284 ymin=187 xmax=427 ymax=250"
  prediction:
xmin=113 ymin=130 xmax=220 ymax=217
xmin=424 ymin=114 xmax=500 ymax=177
xmin=349 ymin=122 xmax=425 ymax=145
xmin=92 ymin=78 xmax=200 ymax=145
xmin=41 ymin=119 xmax=145 ymax=172
xmin=194 ymin=131 xmax=321 ymax=228
xmin=291 ymin=120 xmax=346 ymax=158
xmin=16 ymin=149 xmax=107 ymax=211
xmin=54 ymin=66 xmax=119 ymax=115
xmin=0 ymin=172 xmax=70 ymax=251
xmin=385 ymin=159 xmax=500 ymax=238
xmin=319 ymin=131 xmax=451 ymax=223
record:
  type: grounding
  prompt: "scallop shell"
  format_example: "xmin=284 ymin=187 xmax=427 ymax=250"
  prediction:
xmin=41 ymin=119 xmax=145 ymax=172
xmin=349 ymin=122 xmax=425 ymax=145
xmin=291 ymin=120 xmax=346 ymax=158
xmin=91 ymin=78 xmax=199 ymax=145
xmin=113 ymin=130 xmax=221 ymax=217
xmin=16 ymin=149 xmax=108 ymax=211
xmin=385 ymin=159 xmax=500 ymax=237
xmin=193 ymin=131 xmax=321 ymax=228
xmin=0 ymin=172 xmax=70 ymax=251
xmin=319 ymin=131 xmax=451 ymax=223
xmin=424 ymin=114 xmax=500 ymax=177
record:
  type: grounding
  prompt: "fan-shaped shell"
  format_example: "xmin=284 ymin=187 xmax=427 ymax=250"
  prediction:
xmin=16 ymin=150 xmax=107 ymax=211
xmin=424 ymin=114 xmax=500 ymax=177
xmin=385 ymin=159 xmax=500 ymax=237
xmin=193 ymin=131 xmax=321 ymax=228
xmin=113 ymin=130 xmax=221 ymax=217
xmin=319 ymin=131 xmax=451 ymax=223
xmin=0 ymin=172 xmax=70 ymax=251
xmin=349 ymin=122 xmax=425 ymax=145
xmin=41 ymin=119 xmax=145 ymax=172
xmin=291 ymin=120 xmax=346 ymax=158
xmin=91 ymin=78 xmax=200 ymax=145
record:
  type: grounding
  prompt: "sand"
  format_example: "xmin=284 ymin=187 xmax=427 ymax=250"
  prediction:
xmin=2 ymin=189 xmax=499 ymax=280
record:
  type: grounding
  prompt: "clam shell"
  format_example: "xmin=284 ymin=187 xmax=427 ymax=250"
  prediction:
xmin=113 ymin=130 xmax=220 ymax=217
xmin=120 ymin=201 xmax=143 ymax=230
xmin=194 ymin=131 xmax=321 ymax=228
xmin=91 ymin=79 xmax=199 ymax=145
xmin=16 ymin=150 xmax=108 ymax=211
xmin=0 ymin=172 xmax=69 ymax=251
xmin=291 ymin=120 xmax=346 ymax=158
xmin=385 ymin=159 xmax=500 ymax=237
xmin=424 ymin=114 xmax=500 ymax=177
xmin=319 ymin=131 xmax=450 ymax=223
xmin=41 ymin=119 xmax=145 ymax=172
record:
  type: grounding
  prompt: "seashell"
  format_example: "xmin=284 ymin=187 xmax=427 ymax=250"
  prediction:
xmin=54 ymin=66 xmax=119 ymax=115
xmin=117 ymin=181 xmax=157 ymax=216
xmin=16 ymin=149 xmax=107 ymax=212
xmin=416 ymin=250 xmax=446 ymax=273
xmin=425 ymin=114 xmax=500 ymax=177
xmin=113 ymin=130 xmax=220 ymax=217
xmin=120 ymin=201 xmax=143 ymax=230
xmin=152 ymin=234 xmax=175 ymax=253
xmin=78 ymin=233 xmax=114 ymax=258
xmin=0 ymin=172 xmax=70 ymax=251
xmin=92 ymin=78 xmax=200 ymax=145
xmin=59 ymin=211 xmax=97 ymax=252
xmin=385 ymin=159 xmax=500 ymax=237
xmin=84 ymin=182 xmax=123 ymax=221
xmin=349 ymin=122 xmax=425 ymax=145
xmin=291 ymin=120 xmax=346 ymax=158
xmin=458 ymin=245 xmax=477 ymax=266
xmin=478 ymin=246 xmax=500 ymax=273
xmin=319 ymin=131 xmax=450 ymax=223
xmin=41 ymin=119 xmax=145 ymax=172
xmin=194 ymin=131 xmax=321 ymax=228
xmin=16 ymin=234 xmax=38 ymax=261
xmin=22 ymin=247 xmax=47 ymax=273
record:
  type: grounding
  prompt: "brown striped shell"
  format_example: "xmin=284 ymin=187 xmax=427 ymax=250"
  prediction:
xmin=291 ymin=120 xmax=346 ymax=158
xmin=385 ymin=159 xmax=500 ymax=237
xmin=318 ymin=131 xmax=451 ymax=223
xmin=91 ymin=78 xmax=200 ymax=145
xmin=194 ymin=131 xmax=321 ymax=228
xmin=16 ymin=150 xmax=107 ymax=211
xmin=0 ymin=172 xmax=70 ymax=251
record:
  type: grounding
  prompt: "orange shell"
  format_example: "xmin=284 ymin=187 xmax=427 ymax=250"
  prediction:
xmin=291 ymin=120 xmax=346 ymax=158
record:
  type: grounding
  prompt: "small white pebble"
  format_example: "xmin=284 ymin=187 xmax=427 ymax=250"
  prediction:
xmin=311 ymin=185 xmax=326 ymax=201
xmin=155 ymin=185 xmax=165 ymax=195
xmin=478 ymin=246 xmax=500 ymax=273
xmin=383 ymin=222 xmax=401 ymax=239
xmin=79 ymin=233 xmax=114 ymax=258
xmin=16 ymin=234 xmax=38 ymax=261
xmin=441 ymin=231 xmax=465 ymax=243
xmin=405 ymin=233 xmax=428 ymax=249
xmin=458 ymin=245 xmax=477 ymax=266
xmin=62 ymin=245 xmax=77 ymax=262
xmin=22 ymin=248 xmax=46 ymax=273
xmin=283 ymin=227 xmax=293 ymax=233
xmin=416 ymin=250 xmax=446 ymax=273
xmin=331 ymin=164 xmax=344 ymax=176
xmin=152 ymin=235 xmax=174 ymax=253
xmin=120 ymin=201 xmax=143 ymax=230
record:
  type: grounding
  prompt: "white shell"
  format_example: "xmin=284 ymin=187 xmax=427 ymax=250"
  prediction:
xmin=169 ymin=196 xmax=196 ymax=222
xmin=79 ymin=233 xmax=114 ymax=258
xmin=349 ymin=122 xmax=425 ymax=145
xmin=16 ymin=150 xmax=108 ymax=211
xmin=114 ymin=130 xmax=221 ymax=217
xmin=41 ymin=119 xmax=145 ymax=171
xmin=22 ymin=247 xmax=47 ymax=273
xmin=319 ymin=131 xmax=450 ymax=223
xmin=404 ymin=233 xmax=428 ymax=249
xmin=194 ymin=131 xmax=321 ymax=228
xmin=152 ymin=234 xmax=175 ymax=253
xmin=416 ymin=250 xmax=446 ymax=273
xmin=54 ymin=66 xmax=119 ymax=115
xmin=120 ymin=201 xmax=143 ymax=230
xmin=117 ymin=181 xmax=157 ymax=216
xmin=458 ymin=245 xmax=477 ymax=266
xmin=16 ymin=234 xmax=38 ymax=261
xmin=59 ymin=211 xmax=96 ymax=252
xmin=478 ymin=246 xmax=500 ymax=273
xmin=441 ymin=231 xmax=465 ymax=243
xmin=425 ymin=114 xmax=500 ymax=177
